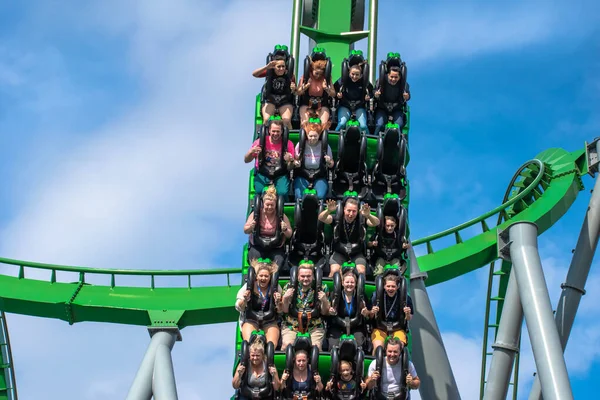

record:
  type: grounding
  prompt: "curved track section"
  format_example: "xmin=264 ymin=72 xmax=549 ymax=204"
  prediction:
xmin=412 ymin=147 xmax=585 ymax=286
xmin=0 ymin=311 xmax=17 ymax=400
xmin=0 ymin=148 xmax=586 ymax=329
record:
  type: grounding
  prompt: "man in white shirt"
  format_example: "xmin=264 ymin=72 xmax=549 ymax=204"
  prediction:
xmin=366 ymin=337 xmax=420 ymax=399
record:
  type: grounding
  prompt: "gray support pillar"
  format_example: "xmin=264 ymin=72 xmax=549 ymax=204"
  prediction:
xmin=126 ymin=330 xmax=178 ymax=400
xmin=509 ymin=222 xmax=573 ymax=400
xmin=290 ymin=0 xmax=302 ymax=77
xmin=529 ymin=172 xmax=600 ymax=399
xmin=367 ymin=0 xmax=378 ymax=84
xmin=409 ymin=247 xmax=461 ymax=400
xmin=483 ymin=269 xmax=523 ymax=400
xmin=153 ymin=343 xmax=179 ymax=400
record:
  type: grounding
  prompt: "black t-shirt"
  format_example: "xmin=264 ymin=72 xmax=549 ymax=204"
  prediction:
xmin=369 ymin=293 xmax=414 ymax=321
xmin=334 ymin=78 xmax=373 ymax=109
xmin=337 ymin=218 xmax=361 ymax=243
xmin=336 ymin=292 xmax=359 ymax=317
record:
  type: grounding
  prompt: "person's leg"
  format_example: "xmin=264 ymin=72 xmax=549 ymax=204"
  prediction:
xmin=373 ymin=257 xmax=386 ymax=278
xmin=253 ymin=173 xmax=269 ymax=196
xmin=392 ymin=110 xmax=405 ymax=128
xmin=271 ymin=248 xmax=286 ymax=273
xmin=247 ymin=246 xmax=263 ymax=264
xmin=392 ymin=329 xmax=408 ymax=345
xmin=241 ymin=321 xmax=260 ymax=341
xmin=310 ymin=327 xmax=326 ymax=351
xmin=261 ymin=103 xmax=276 ymax=122
xmin=264 ymin=323 xmax=280 ymax=349
xmin=319 ymin=107 xmax=331 ymax=129
xmin=327 ymin=326 xmax=342 ymax=350
xmin=355 ymin=108 xmax=368 ymax=132
xmin=353 ymin=254 xmax=367 ymax=276
xmin=370 ymin=328 xmax=386 ymax=356
xmin=335 ymin=106 xmax=351 ymax=131
xmin=374 ymin=109 xmax=387 ymax=136
xmin=352 ymin=330 xmax=366 ymax=348
xmin=329 ymin=252 xmax=345 ymax=278
xmin=299 ymin=105 xmax=309 ymax=125
xmin=274 ymin=176 xmax=290 ymax=202
xmin=294 ymin=177 xmax=310 ymax=200
xmin=314 ymin=178 xmax=329 ymax=200
xmin=279 ymin=104 xmax=294 ymax=129
xmin=280 ymin=326 xmax=298 ymax=351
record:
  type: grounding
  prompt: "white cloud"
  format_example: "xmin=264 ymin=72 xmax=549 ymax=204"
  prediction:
xmin=1 ymin=1 xmax=291 ymax=398
xmin=386 ymin=2 xmax=599 ymax=66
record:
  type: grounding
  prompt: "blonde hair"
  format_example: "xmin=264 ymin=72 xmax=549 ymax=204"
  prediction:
xmin=249 ymin=337 xmax=266 ymax=360
xmin=298 ymin=261 xmax=315 ymax=271
xmin=250 ymin=258 xmax=279 ymax=275
xmin=262 ymin=185 xmax=277 ymax=202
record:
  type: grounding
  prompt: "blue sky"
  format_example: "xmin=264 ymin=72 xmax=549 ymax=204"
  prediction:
xmin=0 ymin=0 xmax=599 ymax=398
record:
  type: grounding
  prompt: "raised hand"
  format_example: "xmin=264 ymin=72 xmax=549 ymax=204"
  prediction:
xmin=251 ymin=146 xmax=262 ymax=157
xmin=269 ymin=366 xmax=277 ymax=376
xmin=374 ymin=89 xmax=381 ymax=98
xmin=283 ymin=288 xmax=294 ymax=300
xmin=273 ymin=292 xmax=282 ymax=302
xmin=281 ymin=370 xmax=290 ymax=381
xmin=403 ymin=92 xmax=410 ymax=101
xmin=360 ymin=203 xmax=371 ymax=217
xmin=236 ymin=364 xmax=246 ymax=375
xmin=244 ymin=290 xmax=251 ymax=302
xmin=267 ymin=60 xmax=278 ymax=69
xmin=326 ymin=199 xmax=337 ymax=212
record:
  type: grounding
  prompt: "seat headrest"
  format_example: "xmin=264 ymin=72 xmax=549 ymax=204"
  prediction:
xmin=338 ymin=336 xmax=357 ymax=361
xmin=311 ymin=46 xmax=327 ymax=61
xmin=294 ymin=333 xmax=313 ymax=353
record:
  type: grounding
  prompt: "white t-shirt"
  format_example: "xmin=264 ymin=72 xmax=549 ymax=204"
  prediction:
xmin=295 ymin=141 xmax=333 ymax=170
xmin=367 ymin=358 xmax=417 ymax=393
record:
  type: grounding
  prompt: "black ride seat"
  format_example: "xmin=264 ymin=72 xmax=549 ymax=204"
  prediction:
xmin=286 ymin=192 xmax=327 ymax=276
xmin=370 ymin=124 xmax=408 ymax=202
xmin=332 ymin=124 xmax=368 ymax=199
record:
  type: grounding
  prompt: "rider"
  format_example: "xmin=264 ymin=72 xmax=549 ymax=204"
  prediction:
xmin=368 ymin=273 xmax=413 ymax=354
xmin=318 ymin=197 xmax=380 ymax=277
xmin=373 ymin=67 xmax=410 ymax=137
xmin=333 ymin=64 xmax=373 ymax=132
xmin=235 ymin=258 xmax=283 ymax=348
xmin=244 ymin=119 xmax=295 ymax=201
xmin=252 ymin=51 xmax=296 ymax=129
xmin=293 ymin=119 xmax=334 ymax=200
xmin=280 ymin=350 xmax=324 ymax=399
xmin=232 ymin=336 xmax=282 ymax=399
xmin=365 ymin=337 xmax=420 ymax=399
xmin=243 ymin=185 xmax=293 ymax=272
xmin=325 ymin=360 xmax=367 ymax=397
xmin=280 ymin=261 xmax=330 ymax=351
xmin=297 ymin=58 xmax=336 ymax=128
xmin=368 ymin=216 xmax=410 ymax=277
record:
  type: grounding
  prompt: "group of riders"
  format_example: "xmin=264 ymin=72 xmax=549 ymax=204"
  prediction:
xmin=233 ymin=45 xmax=419 ymax=400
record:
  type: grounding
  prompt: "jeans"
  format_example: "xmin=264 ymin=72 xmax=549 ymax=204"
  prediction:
xmin=336 ymin=106 xmax=368 ymax=132
xmin=254 ymin=172 xmax=290 ymax=202
xmin=374 ymin=109 xmax=404 ymax=136
xmin=294 ymin=177 xmax=328 ymax=200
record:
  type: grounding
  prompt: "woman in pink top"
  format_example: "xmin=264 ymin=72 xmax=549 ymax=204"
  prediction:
xmin=296 ymin=59 xmax=336 ymax=129
xmin=244 ymin=186 xmax=293 ymax=273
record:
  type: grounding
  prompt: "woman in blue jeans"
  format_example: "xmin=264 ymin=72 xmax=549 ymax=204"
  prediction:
xmin=293 ymin=120 xmax=334 ymax=200
xmin=333 ymin=64 xmax=373 ymax=132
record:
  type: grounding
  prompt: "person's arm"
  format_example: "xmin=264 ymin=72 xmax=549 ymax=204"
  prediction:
xmin=274 ymin=285 xmax=284 ymax=314
xmin=235 ymin=283 xmax=249 ymax=312
xmin=244 ymin=140 xmax=261 ymax=163
xmin=232 ymin=364 xmax=245 ymax=389
xmin=282 ymin=215 xmax=293 ymax=239
xmin=363 ymin=206 xmax=380 ymax=227
xmin=252 ymin=61 xmax=276 ymax=78
xmin=325 ymin=145 xmax=334 ymax=169
xmin=318 ymin=199 xmax=336 ymax=224
xmin=365 ymin=363 xmax=379 ymax=389
xmin=271 ymin=366 xmax=281 ymax=391
xmin=315 ymin=374 xmax=324 ymax=392
xmin=404 ymin=295 xmax=414 ymax=321
xmin=404 ymin=82 xmax=411 ymax=101
xmin=243 ymin=212 xmax=255 ymax=234
xmin=281 ymin=284 xmax=294 ymax=313
xmin=319 ymin=287 xmax=331 ymax=315
xmin=407 ymin=362 xmax=420 ymax=390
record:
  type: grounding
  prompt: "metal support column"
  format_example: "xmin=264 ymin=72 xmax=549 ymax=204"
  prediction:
xmin=367 ymin=0 xmax=379 ymax=84
xmin=153 ymin=342 xmax=179 ymax=400
xmin=529 ymin=150 xmax=600 ymax=399
xmin=483 ymin=269 xmax=523 ymax=400
xmin=126 ymin=330 xmax=179 ymax=400
xmin=509 ymin=222 xmax=573 ymax=400
xmin=409 ymin=246 xmax=461 ymax=400
xmin=290 ymin=0 xmax=302 ymax=77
